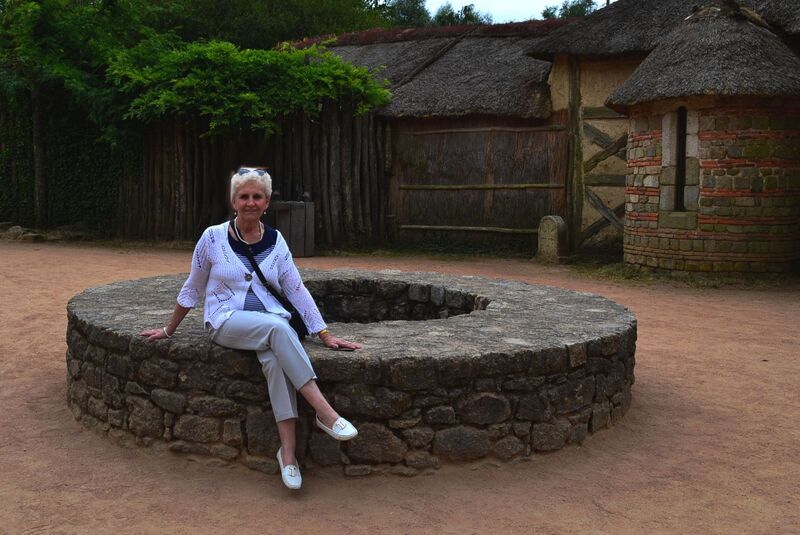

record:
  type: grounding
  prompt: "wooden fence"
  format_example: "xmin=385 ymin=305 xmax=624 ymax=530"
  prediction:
xmin=389 ymin=114 xmax=569 ymax=249
xmin=117 ymin=102 xmax=389 ymax=247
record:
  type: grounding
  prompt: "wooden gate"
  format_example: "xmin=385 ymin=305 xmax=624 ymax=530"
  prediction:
xmin=389 ymin=115 xmax=569 ymax=250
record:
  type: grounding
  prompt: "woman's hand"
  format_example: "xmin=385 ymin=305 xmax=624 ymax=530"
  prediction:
xmin=139 ymin=327 xmax=172 ymax=341
xmin=319 ymin=332 xmax=361 ymax=351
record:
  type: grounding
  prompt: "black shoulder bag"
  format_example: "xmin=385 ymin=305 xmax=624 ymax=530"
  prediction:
xmin=239 ymin=242 xmax=309 ymax=340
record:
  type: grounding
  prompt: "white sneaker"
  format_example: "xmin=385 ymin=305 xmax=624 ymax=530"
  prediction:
xmin=315 ymin=416 xmax=358 ymax=441
xmin=276 ymin=447 xmax=302 ymax=490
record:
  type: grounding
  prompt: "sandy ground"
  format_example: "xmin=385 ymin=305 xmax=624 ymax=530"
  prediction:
xmin=0 ymin=240 xmax=798 ymax=534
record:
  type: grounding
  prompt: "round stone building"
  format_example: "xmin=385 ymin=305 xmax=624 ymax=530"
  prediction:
xmin=606 ymin=4 xmax=800 ymax=273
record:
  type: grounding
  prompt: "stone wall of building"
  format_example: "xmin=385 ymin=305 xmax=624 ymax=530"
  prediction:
xmin=623 ymin=102 xmax=800 ymax=272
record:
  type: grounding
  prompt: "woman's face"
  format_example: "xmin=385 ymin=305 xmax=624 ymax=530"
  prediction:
xmin=233 ymin=181 xmax=269 ymax=222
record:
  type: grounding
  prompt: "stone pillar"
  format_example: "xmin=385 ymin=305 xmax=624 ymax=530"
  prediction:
xmin=537 ymin=215 xmax=567 ymax=264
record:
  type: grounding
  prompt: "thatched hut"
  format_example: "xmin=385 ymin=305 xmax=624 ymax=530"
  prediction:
xmin=526 ymin=0 xmax=800 ymax=252
xmin=317 ymin=22 xmax=570 ymax=250
xmin=605 ymin=4 xmax=800 ymax=272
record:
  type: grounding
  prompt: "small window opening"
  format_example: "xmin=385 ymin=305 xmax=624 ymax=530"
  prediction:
xmin=675 ymin=107 xmax=687 ymax=211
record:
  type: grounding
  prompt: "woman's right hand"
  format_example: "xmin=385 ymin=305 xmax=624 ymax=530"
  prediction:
xmin=139 ymin=327 xmax=171 ymax=340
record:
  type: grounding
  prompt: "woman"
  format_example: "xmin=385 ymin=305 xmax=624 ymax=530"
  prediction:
xmin=140 ymin=166 xmax=360 ymax=490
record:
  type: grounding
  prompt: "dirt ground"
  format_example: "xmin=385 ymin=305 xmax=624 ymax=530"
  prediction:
xmin=0 ymin=241 xmax=798 ymax=534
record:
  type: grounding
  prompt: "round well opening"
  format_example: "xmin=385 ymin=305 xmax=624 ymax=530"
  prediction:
xmin=305 ymin=278 xmax=490 ymax=323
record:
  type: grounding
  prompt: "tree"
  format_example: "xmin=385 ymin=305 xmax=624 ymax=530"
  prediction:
xmin=432 ymin=3 xmax=491 ymax=26
xmin=541 ymin=0 xmax=596 ymax=19
xmin=381 ymin=0 xmax=430 ymax=28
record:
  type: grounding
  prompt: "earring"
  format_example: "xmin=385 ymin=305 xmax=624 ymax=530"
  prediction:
xmin=233 ymin=209 xmax=238 ymax=217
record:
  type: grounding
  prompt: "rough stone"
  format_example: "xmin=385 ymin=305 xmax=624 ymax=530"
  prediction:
xmin=387 ymin=358 xmax=439 ymax=390
xmin=401 ymin=426 xmax=435 ymax=448
xmin=151 ymin=389 xmax=187 ymax=414
xmin=391 ymin=465 xmax=418 ymax=477
xmin=242 ymin=455 xmax=279 ymax=474
xmin=405 ymin=451 xmax=441 ymax=470
xmin=408 ymin=283 xmax=430 ymax=302
xmin=87 ymin=397 xmax=108 ymax=421
xmin=515 ymin=393 xmax=551 ymax=422
xmin=225 ymin=380 xmax=264 ymax=402
xmin=333 ymin=385 xmax=411 ymax=419
xmin=245 ymin=411 xmax=279 ymax=456
xmin=107 ymin=409 xmax=126 ymax=428
xmin=425 ymin=405 xmax=456 ymax=425
xmin=432 ymin=426 xmax=490 ymax=461
xmin=460 ymin=393 xmax=511 ymax=425
xmin=569 ymin=423 xmax=589 ymax=444
xmin=512 ymin=421 xmax=532 ymax=437
xmin=188 ymin=396 xmax=241 ymax=417
xmin=388 ymin=416 xmax=422 ymax=429
xmin=344 ymin=465 xmax=371 ymax=477
xmin=531 ymin=421 xmax=570 ymax=452
xmin=347 ymin=423 xmax=407 ymax=464
xmin=309 ymin=431 xmax=342 ymax=466
xmin=530 ymin=347 xmax=568 ymax=375
xmin=138 ymin=360 xmax=177 ymax=388
xmin=222 ymin=419 xmax=243 ymax=447
xmin=549 ymin=377 xmax=596 ymax=414
xmin=492 ymin=435 xmax=525 ymax=461
xmin=127 ymin=397 xmax=163 ymax=438
xmin=106 ymin=353 xmax=132 ymax=379
xmin=173 ymin=415 xmax=221 ymax=443
xmin=487 ymin=423 xmax=512 ymax=439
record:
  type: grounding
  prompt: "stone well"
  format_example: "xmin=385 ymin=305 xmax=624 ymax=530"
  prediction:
xmin=66 ymin=270 xmax=636 ymax=477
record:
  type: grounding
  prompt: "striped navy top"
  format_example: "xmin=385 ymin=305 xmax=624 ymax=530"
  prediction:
xmin=228 ymin=225 xmax=278 ymax=312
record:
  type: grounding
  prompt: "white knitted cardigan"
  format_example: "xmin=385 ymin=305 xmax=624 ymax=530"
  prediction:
xmin=177 ymin=221 xmax=327 ymax=333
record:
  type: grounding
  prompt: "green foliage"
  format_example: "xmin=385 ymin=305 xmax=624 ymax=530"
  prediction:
xmin=109 ymin=40 xmax=391 ymax=134
xmin=140 ymin=0 xmax=385 ymax=50
xmin=379 ymin=0 xmax=431 ymax=28
xmin=432 ymin=3 xmax=491 ymax=26
xmin=541 ymin=0 xmax=596 ymax=19
xmin=0 ymin=0 xmax=393 ymax=230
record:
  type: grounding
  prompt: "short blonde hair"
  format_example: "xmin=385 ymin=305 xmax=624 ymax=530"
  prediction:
xmin=230 ymin=166 xmax=272 ymax=203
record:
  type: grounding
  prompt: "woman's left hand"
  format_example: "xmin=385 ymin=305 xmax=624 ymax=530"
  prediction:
xmin=319 ymin=332 xmax=361 ymax=351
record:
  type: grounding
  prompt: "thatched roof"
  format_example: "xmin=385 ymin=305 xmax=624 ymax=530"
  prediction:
xmin=382 ymin=36 xmax=552 ymax=118
xmin=332 ymin=38 xmax=458 ymax=86
xmin=304 ymin=21 xmax=565 ymax=119
xmin=606 ymin=6 xmax=800 ymax=110
xmin=527 ymin=0 xmax=800 ymax=59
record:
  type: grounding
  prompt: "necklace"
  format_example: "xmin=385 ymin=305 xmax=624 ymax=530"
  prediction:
xmin=233 ymin=217 xmax=263 ymax=245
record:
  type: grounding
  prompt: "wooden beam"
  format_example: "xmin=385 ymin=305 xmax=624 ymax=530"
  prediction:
xmin=582 ymin=122 xmax=614 ymax=149
xmin=583 ymin=133 xmax=628 ymax=174
xmin=581 ymin=202 xmax=625 ymax=241
xmin=584 ymin=174 xmax=627 ymax=187
xmin=566 ymin=55 xmax=584 ymax=251
xmin=399 ymin=224 xmax=537 ymax=235
xmin=408 ymin=125 xmax=566 ymax=136
xmin=584 ymin=187 xmax=623 ymax=231
xmin=399 ymin=183 xmax=565 ymax=191
xmin=581 ymin=106 xmax=624 ymax=120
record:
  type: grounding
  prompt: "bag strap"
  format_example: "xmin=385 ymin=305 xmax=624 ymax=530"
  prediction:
xmin=231 ymin=219 xmax=275 ymax=292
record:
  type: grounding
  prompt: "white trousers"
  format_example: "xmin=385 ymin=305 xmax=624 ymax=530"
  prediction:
xmin=210 ymin=311 xmax=317 ymax=422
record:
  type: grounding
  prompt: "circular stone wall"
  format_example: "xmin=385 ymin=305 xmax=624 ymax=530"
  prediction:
xmin=66 ymin=270 xmax=636 ymax=477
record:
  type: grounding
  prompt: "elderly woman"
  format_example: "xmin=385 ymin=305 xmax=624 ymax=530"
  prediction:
xmin=140 ymin=166 xmax=360 ymax=490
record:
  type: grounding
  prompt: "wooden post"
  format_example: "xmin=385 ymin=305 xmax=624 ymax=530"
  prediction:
xmin=328 ymin=103 xmax=343 ymax=244
xmin=566 ymin=55 xmax=584 ymax=251
xmin=340 ymin=106 xmax=355 ymax=245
